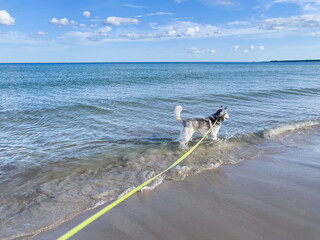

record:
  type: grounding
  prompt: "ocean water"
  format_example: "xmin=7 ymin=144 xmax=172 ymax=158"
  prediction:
xmin=0 ymin=62 xmax=320 ymax=239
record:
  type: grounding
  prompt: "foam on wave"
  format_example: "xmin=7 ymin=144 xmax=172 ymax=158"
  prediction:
xmin=263 ymin=119 xmax=320 ymax=139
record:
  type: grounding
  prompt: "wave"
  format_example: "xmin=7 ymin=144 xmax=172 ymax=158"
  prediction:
xmin=248 ymin=87 xmax=320 ymax=97
xmin=0 ymin=102 xmax=114 ymax=115
xmin=203 ymin=87 xmax=320 ymax=103
xmin=262 ymin=119 xmax=320 ymax=138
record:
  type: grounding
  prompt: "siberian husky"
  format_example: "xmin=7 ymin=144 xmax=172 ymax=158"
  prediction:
xmin=175 ymin=105 xmax=229 ymax=146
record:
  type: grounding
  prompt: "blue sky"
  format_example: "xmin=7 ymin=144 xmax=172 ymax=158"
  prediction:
xmin=1 ymin=0 xmax=320 ymax=62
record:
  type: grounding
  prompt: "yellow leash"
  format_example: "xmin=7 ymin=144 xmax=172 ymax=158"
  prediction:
xmin=58 ymin=119 xmax=217 ymax=240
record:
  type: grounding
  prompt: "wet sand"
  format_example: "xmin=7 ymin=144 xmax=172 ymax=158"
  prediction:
xmin=35 ymin=129 xmax=320 ymax=240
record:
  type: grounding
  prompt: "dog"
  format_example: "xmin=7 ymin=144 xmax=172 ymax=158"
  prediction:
xmin=175 ymin=105 xmax=229 ymax=146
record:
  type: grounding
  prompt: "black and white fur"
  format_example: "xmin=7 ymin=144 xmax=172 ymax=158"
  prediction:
xmin=175 ymin=105 xmax=229 ymax=146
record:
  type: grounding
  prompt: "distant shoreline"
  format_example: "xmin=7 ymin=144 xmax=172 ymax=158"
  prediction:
xmin=0 ymin=59 xmax=320 ymax=64
xmin=269 ymin=59 xmax=320 ymax=62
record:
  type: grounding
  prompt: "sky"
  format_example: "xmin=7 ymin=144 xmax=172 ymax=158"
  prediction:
xmin=1 ymin=0 xmax=320 ymax=62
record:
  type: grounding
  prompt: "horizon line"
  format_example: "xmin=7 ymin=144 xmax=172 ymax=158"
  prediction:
xmin=1 ymin=59 xmax=320 ymax=64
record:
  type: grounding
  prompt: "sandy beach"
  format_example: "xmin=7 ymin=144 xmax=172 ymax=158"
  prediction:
xmin=34 ymin=127 xmax=320 ymax=240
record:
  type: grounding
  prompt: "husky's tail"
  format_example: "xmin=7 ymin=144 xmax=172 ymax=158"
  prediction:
xmin=175 ymin=106 xmax=184 ymax=123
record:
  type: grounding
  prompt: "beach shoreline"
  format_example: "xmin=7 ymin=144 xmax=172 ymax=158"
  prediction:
xmin=34 ymin=128 xmax=320 ymax=240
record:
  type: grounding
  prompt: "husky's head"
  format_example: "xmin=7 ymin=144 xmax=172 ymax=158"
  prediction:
xmin=213 ymin=106 xmax=229 ymax=122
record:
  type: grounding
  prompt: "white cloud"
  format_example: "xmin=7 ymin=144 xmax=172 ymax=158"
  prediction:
xmin=64 ymin=31 xmax=92 ymax=39
xmin=49 ymin=17 xmax=77 ymax=26
xmin=0 ymin=10 xmax=15 ymax=25
xmin=0 ymin=31 xmax=54 ymax=45
xmin=185 ymin=26 xmax=200 ymax=36
xmin=149 ymin=22 xmax=158 ymax=29
xmin=64 ymin=26 xmax=112 ymax=42
xmin=83 ymin=11 xmax=90 ymax=18
xmin=189 ymin=47 xmax=216 ymax=54
xmin=104 ymin=17 xmax=139 ymax=26
xmin=267 ymin=0 xmax=320 ymax=11
xmin=217 ymin=1 xmax=234 ymax=5
xmin=124 ymin=33 xmax=139 ymax=39
xmin=260 ymin=14 xmax=320 ymax=30
xmin=37 ymin=31 xmax=48 ymax=36
xmin=243 ymin=49 xmax=249 ymax=53
xmin=95 ymin=26 xmax=112 ymax=36
xmin=259 ymin=45 xmax=265 ymax=50
xmin=158 ymin=21 xmax=219 ymax=37
xmin=215 ymin=26 xmax=267 ymax=37
xmin=62 ymin=15 xmax=313 ymax=43
xmin=233 ymin=44 xmax=239 ymax=51
xmin=124 ymin=29 xmax=180 ymax=40
xmin=70 ymin=20 xmax=213 ymax=42
xmin=123 ymin=4 xmax=148 ymax=8
xmin=79 ymin=23 xmax=86 ymax=27
xmin=59 ymin=14 xmax=312 ymax=44
xmin=147 ymin=12 xmax=173 ymax=16
xmin=167 ymin=30 xmax=178 ymax=37
xmin=122 ymin=21 xmax=219 ymax=40
xmin=228 ymin=20 xmax=252 ymax=26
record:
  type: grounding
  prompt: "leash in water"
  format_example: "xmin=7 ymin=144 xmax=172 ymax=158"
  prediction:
xmin=58 ymin=119 xmax=217 ymax=240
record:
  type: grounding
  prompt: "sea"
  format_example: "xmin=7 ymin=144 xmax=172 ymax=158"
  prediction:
xmin=0 ymin=62 xmax=320 ymax=239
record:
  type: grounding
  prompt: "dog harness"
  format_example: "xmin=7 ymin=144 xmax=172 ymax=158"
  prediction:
xmin=208 ymin=116 xmax=221 ymax=127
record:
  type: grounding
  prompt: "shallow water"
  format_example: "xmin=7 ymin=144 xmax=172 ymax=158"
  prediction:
xmin=36 ymin=126 xmax=320 ymax=240
xmin=0 ymin=62 xmax=320 ymax=239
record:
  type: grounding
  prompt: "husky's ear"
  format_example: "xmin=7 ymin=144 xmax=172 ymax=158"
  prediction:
xmin=225 ymin=106 xmax=227 ymax=110
xmin=220 ymin=105 xmax=223 ymax=109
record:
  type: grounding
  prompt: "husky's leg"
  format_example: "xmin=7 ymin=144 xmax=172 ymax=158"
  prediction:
xmin=210 ymin=125 xmax=221 ymax=141
xmin=181 ymin=127 xmax=194 ymax=146
xmin=177 ymin=127 xmax=184 ymax=142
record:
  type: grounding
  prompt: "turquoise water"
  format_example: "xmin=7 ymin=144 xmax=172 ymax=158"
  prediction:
xmin=1 ymin=62 xmax=320 ymax=239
